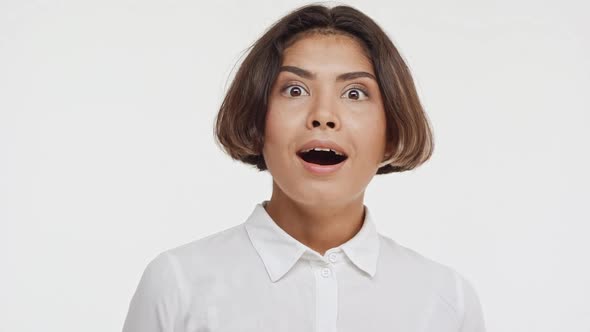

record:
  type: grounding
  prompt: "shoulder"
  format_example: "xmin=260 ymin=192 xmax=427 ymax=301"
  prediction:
xmin=134 ymin=224 xmax=242 ymax=291
xmin=145 ymin=221 xmax=249 ymax=281
xmin=377 ymin=234 xmax=485 ymax=329
xmin=161 ymin=223 xmax=250 ymax=273
xmin=131 ymin=223 xmax=249 ymax=302
xmin=378 ymin=233 xmax=460 ymax=282
xmin=123 ymin=224 xmax=248 ymax=332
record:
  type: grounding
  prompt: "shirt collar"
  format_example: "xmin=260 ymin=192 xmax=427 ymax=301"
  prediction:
xmin=244 ymin=200 xmax=381 ymax=283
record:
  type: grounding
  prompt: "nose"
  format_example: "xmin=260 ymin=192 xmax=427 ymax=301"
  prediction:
xmin=310 ymin=119 xmax=336 ymax=129
xmin=306 ymin=94 xmax=341 ymax=131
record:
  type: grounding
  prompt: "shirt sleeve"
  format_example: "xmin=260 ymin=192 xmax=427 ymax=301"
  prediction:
xmin=122 ymin=252 xmax=186 ymax=332
xmin=457 ymin=274 xmax=487 ymax=332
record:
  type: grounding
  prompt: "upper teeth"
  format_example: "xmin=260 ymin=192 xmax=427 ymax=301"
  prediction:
xmin=301 ymin=147 xmax=344 ymax=156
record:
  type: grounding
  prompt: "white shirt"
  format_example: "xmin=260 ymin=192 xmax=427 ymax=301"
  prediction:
xmin=122 ymin=201 xmax=486 ymax=332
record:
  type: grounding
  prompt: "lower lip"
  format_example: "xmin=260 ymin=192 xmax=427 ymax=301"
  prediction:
xmin=297 ymin=156 xmax=347 ymax=175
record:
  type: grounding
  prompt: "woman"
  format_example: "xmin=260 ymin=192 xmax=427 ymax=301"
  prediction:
xmin=122 ymin=4 xmax=486 ymax=331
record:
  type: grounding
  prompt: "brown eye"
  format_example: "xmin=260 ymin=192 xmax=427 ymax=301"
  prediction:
xmin=342 ymin=87 xmax=369 ymax=101
xmin=289 ymin=86 xmax=303 ymax=97
xmin=281 ymin=84 xmax=309 ymax=98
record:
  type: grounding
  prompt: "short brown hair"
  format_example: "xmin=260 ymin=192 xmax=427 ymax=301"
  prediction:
xmin=214 ymin=4 xmax=434 ymax=174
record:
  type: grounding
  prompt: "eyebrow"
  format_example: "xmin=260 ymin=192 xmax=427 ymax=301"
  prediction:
xmin=279 ymin=65 xmax=377 ymax=82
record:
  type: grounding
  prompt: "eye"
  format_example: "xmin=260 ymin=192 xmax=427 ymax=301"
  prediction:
xmin=342 ymin=86 xmax=369 ymax=101
xmin=281 ymin=84 xmax=310 ymax=98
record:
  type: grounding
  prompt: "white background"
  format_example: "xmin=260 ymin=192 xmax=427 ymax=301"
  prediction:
xmin=1 ymin=0 xmax=588 ymax=331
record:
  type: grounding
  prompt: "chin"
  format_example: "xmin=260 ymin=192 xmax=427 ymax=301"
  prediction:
xmin=290 ymin=184 xmax=355 ymax=206
xmin=268 ymin=160 xmax=365 ymax=205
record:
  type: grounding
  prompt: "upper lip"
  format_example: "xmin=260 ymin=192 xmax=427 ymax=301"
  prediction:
xmin=297 ymin=139 xmax=348 ymax=157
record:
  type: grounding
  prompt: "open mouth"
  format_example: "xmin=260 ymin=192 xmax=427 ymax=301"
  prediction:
xmin=296 ymin=148 xmax=348 ymax=166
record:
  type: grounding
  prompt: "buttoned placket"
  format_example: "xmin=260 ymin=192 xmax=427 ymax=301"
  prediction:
xmin=307 ymin=249 xmax=342 ymax=332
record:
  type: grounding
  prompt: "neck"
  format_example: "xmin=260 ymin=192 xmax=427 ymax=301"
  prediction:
xmin=264 ymin=180 xmax=366 ymax=256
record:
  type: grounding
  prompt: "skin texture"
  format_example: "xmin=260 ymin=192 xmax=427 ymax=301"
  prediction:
xmin=262 ymin=33 xmax=389 ymax=256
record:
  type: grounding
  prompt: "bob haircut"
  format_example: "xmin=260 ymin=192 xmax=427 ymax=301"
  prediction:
xmin=214 ymin=3 xmax=434 ymax=175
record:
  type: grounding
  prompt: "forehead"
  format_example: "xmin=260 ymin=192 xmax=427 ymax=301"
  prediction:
xmin=281 ymin=33 xmax=374 ymax=75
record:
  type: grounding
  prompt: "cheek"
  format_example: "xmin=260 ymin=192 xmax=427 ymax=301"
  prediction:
xmin=264 ymin=106 xmax=290 ymax=147
xmin=264 ymin=96 xmax=308 ymax=143
xmin=262 ymin=104 xmax=300 ymax=165
xmin=349 ymin=111 xmax=387 ymax=158
xmin=263 ymin=111 xmax=280 ymax=145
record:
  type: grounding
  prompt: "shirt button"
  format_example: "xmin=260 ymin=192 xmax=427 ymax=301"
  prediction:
xmin=321 ymin=267 xmax=331 ymax=278
xmin=328 ymin=253 xmax=337 ymax=263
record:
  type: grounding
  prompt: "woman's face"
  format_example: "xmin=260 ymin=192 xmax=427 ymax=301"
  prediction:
xmin=263 ymin=33 xmax=388 ymax=207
